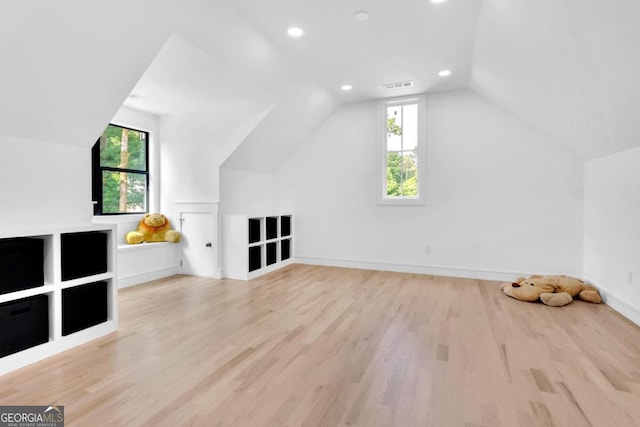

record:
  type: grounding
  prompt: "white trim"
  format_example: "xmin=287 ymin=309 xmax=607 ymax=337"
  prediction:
xmin=245 ymin=258 xmax=294 ymax=281
xmin=176 ymin=202 xmax=221 ymax=279
xmin=118 ymin=266 xmax=179 ymax=289
xmin=376 ymin=94 xmax=427 ymax=205
xmin=117 ymin=241 xmax=175 ymax=252
xmin=175 ymin=201 xmax=220 ymax=213
xmin=377 ymin=196 xmax=425 ymax=206
xmin=294 ymin=255 xmax=527 ymax=282
xmin=94 ymin=214 xmax=145 ymax=225
xmin=591 ymin=285 xmax=640 ymax=327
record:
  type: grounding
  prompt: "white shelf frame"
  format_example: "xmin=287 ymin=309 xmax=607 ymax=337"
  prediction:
xmin=0 ymin=224 xmax=117 ymax=376
xmin=223 ymin=214 xmax=293 ymax=280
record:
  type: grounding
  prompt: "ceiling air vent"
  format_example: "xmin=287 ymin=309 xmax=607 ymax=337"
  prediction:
xmin=383 ymin=80 xmax=414 ymax=90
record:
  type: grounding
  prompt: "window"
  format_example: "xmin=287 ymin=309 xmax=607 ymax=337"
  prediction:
xmin=377 ymin=95 xmax=426 ymax=204
xmin=92 ymin=124 xmax=149 ymax=215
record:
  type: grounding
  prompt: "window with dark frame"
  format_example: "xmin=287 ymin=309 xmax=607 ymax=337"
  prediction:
xmin=92 ymin=124 xmax=149 ymax=215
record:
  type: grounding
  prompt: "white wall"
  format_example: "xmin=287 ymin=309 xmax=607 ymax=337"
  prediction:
xmin=117 ymin=243 xmax=179 ymax=288
xmin=0 ymin=135 xmax=92 ymax=229
xmin=90 ymin=106 xmax=181 ymax=289
xmin=223 ymin=90 xmax=584 ymax=280
xmin=220 ymin=168 xmax=292 ymax=215
xmin=584 ymin=147 xmax=640 ymax=324
xmin=160 ymin=105 xmax=274 ymax=221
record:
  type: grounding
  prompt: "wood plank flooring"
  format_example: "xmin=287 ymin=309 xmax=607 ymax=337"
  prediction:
xmin=2 ymin=264 xmax=640 ymax=426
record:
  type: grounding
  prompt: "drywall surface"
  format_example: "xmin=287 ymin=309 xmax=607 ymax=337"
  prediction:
xmin=220 ymin=168 xmax=290 ymax=216
xmin=160 ymin=104 xmax=273 ymax=220
xmin=0 ymin=135 xmax=92 ymax=228
xmin=225 ymin=90 xmax=584 ymax=280
xmin=584 ymin=147 xmax=640 ymax=325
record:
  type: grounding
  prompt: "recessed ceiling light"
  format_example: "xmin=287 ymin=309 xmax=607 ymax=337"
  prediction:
xmin=354 ymin=11 xmax=371 ymax=22
xmin=287 ymin=27 xmax=304 ymax=37
xmin=438 ymin=69 xmax=452 ymax=77
xmin=431 ymin=0 xmax=448 ymax=3
xmin=341 ymin=84 xmax=353 ymax=91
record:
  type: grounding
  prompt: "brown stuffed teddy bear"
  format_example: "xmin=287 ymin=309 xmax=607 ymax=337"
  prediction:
xmin=126 ymin=213 xmax=181 ymax=244
xmin=501 ymin=275 xmax=601 ymax=307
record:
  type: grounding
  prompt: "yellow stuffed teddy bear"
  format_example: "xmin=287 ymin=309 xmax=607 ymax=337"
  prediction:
xmin=126 ymin=213 xmax=181 ymax=244
xmin=501 ymin=275 xmax=601 ymax=307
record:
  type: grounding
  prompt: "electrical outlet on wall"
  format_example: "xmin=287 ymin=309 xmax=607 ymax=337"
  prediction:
xmin=628 ymin=271 xmax=633 ymax=285
xmin=424 ymin=245 xmax=431 ymax=255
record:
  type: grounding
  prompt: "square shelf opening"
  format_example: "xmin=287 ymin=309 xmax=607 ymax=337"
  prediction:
xmin=248 ymin=218 xmax=262 ymax=244
xmin=266 ymin=242 xmax=278 ymax=266
xmin=281 ymin=216 xmax=291 ymax=237
xmin=0 ymin=237 xmax=45 ymax=296
xmin=248 ymin=246 xmax=262 ymax=272
xmin=281 ymin=239 xmax=291 ymax=261
xmin=0 ymin=294 xmax=49 ymax=357
xmin=61 ymin=231 xmax=108 ymax=281
xmin=62 ymin=281 xmax=108 ymax=336
xmin=266 ymin=217 xmax=278 ymax=240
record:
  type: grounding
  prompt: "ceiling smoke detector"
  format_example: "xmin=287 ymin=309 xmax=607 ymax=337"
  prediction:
xmin=383 ymin=80 xmax=414 ymax=90
xmin=354 ymin=11 xmax=370 ymax=22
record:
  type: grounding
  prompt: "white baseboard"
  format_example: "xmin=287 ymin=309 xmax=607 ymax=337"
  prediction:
xmin=596 ymin=287 xmax=640 ymax=327
xmin=294 ymin=255 xmax=526 ymax=282
xmin=118 ymin=266 xmax=179 ymax=288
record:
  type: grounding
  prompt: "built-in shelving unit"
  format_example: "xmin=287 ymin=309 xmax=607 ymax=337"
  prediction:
xmin=223 ymin=214 xmax=293 ymax=280
xmin=0 ymin=224 xmax=117 ymax=375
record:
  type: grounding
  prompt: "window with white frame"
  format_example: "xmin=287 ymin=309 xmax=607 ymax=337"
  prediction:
xmin=377 ymin=95 xmax=426 ymax=204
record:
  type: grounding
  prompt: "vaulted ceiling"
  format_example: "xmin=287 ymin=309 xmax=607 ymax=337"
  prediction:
xmin=227 ymin=0 xmax=482 ymax=101
xmin=472 ymin=0 xmax=640 ymax=160
xmin=1 ymin=0 xmax=639 ymax=170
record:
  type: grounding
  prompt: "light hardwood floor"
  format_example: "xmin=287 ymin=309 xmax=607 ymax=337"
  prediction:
xmin=2 ymin=264 xmax=640 ymax=426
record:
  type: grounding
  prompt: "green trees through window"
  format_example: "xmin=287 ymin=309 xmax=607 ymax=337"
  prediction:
xmin=386 ymin=151 xmax=417 ymax=196
xmin=386 ymin=104 xmax=418 ymax=197
xmin=92 ymin=124 xmax=148 ymax=215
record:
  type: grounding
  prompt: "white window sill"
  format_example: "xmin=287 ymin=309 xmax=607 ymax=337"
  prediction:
xmin=118 ymin=241 xmax=177 ymax=252
xmin=93 ymin=214 xmax=145 ymax=225
xmin=377 ymin=197 xmax=425 ymax=206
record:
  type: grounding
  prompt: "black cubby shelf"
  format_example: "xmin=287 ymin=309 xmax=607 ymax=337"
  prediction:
xmin=222 ymin=214 xmax=293 ymax=280
xmin=0 ymin=224 xmax=117 ymax=375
